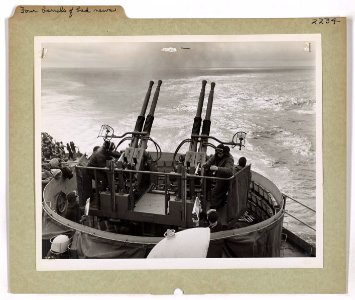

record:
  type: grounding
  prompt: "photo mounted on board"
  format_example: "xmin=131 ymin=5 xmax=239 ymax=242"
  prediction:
xmin=35 ymin=35 xmax=322 ymax=270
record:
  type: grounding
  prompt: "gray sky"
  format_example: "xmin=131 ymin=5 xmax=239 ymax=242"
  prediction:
xmin=42 ymin=41 xmax=315 ymax=69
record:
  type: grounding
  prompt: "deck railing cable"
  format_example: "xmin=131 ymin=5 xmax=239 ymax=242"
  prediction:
xmin=283 ymin=193 xmax=316 ymax=213
xmin=284 ymin=211 xmax=316 ymax=232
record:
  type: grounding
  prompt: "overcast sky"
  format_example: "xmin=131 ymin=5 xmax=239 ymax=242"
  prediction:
xmin=41 ymin=41 xmax=316 ymax=69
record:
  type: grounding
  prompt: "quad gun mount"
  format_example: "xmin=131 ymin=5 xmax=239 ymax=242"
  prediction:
xmin=84 ymin=80 xmax=247 ymax=228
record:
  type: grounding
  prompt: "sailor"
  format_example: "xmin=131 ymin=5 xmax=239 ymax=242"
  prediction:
xmin=61 ymin=166 xmax=74 ymax=180
xmin=203 ymin=143 xmax=234 ymax=209
xmin=63 ymin=191 xmax=81 ymax=223
xmin=43 ymin=147 xmax=51 ymax=160
xmin=92 ymin=145 xmax=100 ymax=153
xmin=70 ymin=141 xmax=77 ymax=156
xmin=66 ymin=143 xmax=74 ymax=160
xmin=49 ymin=157 xmax=61 ymax=169
xmin=87 ymin=141 xmax=121 ymax=191
xmin=206 ymin=209 xmax=226 ymax=258
xmin=235 ymin=156 xmax=247 ymax=172
xmin=41 ymin=167 xmax=53 ymax=186
xmin=42 ymin=158 xmax=73 ymax=187
xmin=206 ymin=209 xmax=224 ymax=233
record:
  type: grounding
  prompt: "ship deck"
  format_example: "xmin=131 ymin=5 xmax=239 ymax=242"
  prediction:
xmin=134 ymin=191 xmax=232 ymax=226
xmin=281 ymin=240 xmax=310 ymax=257
xmin=134 ymin=192 xmax=166 ymax=215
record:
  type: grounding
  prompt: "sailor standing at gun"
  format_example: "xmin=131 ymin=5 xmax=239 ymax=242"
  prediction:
xmin=202 ymin=143 xmax=234 ymax=210
xmin=87 ymin=140 xmax=121 ymax=192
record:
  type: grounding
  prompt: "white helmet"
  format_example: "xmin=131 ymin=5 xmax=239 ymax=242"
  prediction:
xmin=50 ymin=235 xmax=70 ymax=254
xmin=51 ymin=169 xmax=62 ymax=179
xmin=49 ymin=158 xmax=60 ymax=168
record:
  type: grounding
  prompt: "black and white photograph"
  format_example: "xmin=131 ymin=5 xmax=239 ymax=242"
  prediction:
xmin=35 ymin=35 xmax=321 ymax=269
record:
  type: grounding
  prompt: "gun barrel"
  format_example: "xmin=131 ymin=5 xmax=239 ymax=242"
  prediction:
xmin=196 ymin=80 xmax=207 ymax=118
xmin=190 ymin=80 xmax=207 ymax=137
xmin=134 ymin=81 xmax=154 ymax=132
xmin=140 ymin=81 xmax=154 ymax=117
xmin=189 ymin=80 xmax=207 ymax=151
xmin=201 ymin=82 xmax=215 ymax=136
xmin=204 ymin=82 xmax=215 ymax=121
xmin=148 ymin=80 xmax=162 ymax=116
xmin=142 ymin=80 xmax=163 ymax=136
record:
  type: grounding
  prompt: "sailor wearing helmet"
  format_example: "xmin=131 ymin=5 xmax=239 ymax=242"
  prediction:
xmin=202 ymin=143 xmax=234 ymax=209
xmin=86 ymin=141 xmax=121 ymax=192
xmin=63 ymin=191 xmax=81 ymax=223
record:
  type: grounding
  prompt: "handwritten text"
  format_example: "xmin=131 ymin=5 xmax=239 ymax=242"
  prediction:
xmin=19 ymin=6 xmax=118 ymax=18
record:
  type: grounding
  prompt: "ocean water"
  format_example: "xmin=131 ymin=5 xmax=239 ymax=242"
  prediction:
xmin=41 ymin=67 xmax=317 ymax=243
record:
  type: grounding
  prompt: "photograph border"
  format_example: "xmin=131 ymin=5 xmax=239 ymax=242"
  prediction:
xmin=35 ymin=34 xmax=323 ymax=271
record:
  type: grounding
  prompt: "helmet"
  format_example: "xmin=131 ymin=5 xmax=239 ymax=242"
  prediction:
xmin=66 ymin=191 xmax=77 ymax=204
xmin=207 ymin=209 xmax=219 ymax=223
xmin=238 ymin=156 xmax=247 ymax=167
xmin=50 ymin=235 xmax=70 ymax=254
xmin=51 ymin=169 xmax=62 ymax=179
xmin=215 ymin=144 xmax=229 ymax=154
xmin=49 ymin=158 xmax=60 ymax=168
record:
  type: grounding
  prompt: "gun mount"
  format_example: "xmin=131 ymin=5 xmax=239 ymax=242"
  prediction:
xmin=172 ymin=80 xmax=247 ymax=216
xmin=76 ymin=80 xmax=248 ymax=233
xmin=97 ymin=80 xmax=163 ymax=166
xmin=172 ymin=81 xmax=247 ymax=171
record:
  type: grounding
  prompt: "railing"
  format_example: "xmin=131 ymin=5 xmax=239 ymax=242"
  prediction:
xmin=77 ymin=165 xmax=236 ymax=180
xmin=282 ymin=193 xmax=316 ymax=232
xmin=280 ymin=194 xmax=316 ymax=256
xmin=284 ymin=194 xmax=316 ymax=213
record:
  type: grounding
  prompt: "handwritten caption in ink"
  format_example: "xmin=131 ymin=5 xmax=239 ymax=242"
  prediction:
xmin=20 ymin=6 xmax=118 ymax=18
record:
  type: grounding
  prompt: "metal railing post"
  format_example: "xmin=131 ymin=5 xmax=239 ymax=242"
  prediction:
xmin=181 ymin=166 xmax=187 ymax=227
xmin=176 ymin=163 xmax=182 ymax=200
xmin=164 ymin=174 xmax=168 ymax=215
xmin=201 ymin=169 xmax=207 ymax=213
xmin=94 ymin=169 xmax=100 ymax=209
xmin=129 ymin=172 xmax=133 ymax=210
xmin=110 ymin=161 xmax=116 ymax=212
